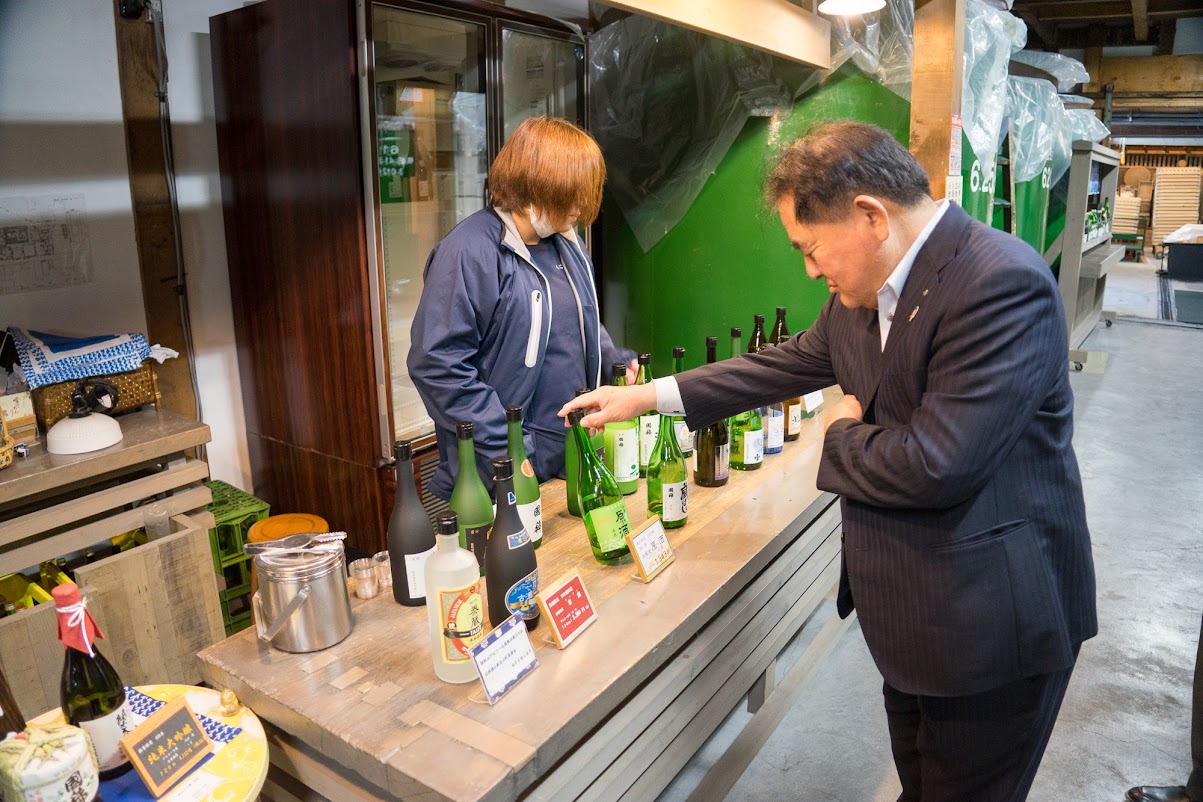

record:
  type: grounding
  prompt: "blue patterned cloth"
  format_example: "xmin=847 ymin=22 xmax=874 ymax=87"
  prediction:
xmin=125 ymin=687 xmax=243 ymax=744
xmin=7 ymin=328 xmax=175 ymax=390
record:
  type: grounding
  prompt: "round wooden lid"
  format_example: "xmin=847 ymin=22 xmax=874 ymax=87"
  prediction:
xmin=247 ymin=513 xmax=330 ymax=543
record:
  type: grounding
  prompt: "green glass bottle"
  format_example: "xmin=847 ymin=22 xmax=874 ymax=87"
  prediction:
xmin=603 ymin=362 xmax=639 ymax=495
xmin=747 ymin=314 xmax=768 ymax=353
xmin=634 ymin=353 xmax=658 ymax=478
xmin=695 ymin=337 xmax=730 ymax=487
xmin=448 ymin=421 xmax=492 ymax=574
xmin=729 ymin=327 xmax=742 ymax=360
xmin=565 ymin=387 xmax=605 ymax=518
xmin=670 ymin=346 xmax=694 ymax=460
xmin=647 ymin=412 xmax=688 ymax=529
xmin=506 ymin=406 xmax=542 ymax=549
xmin=568 ymin=410 xmax=632 ymax=565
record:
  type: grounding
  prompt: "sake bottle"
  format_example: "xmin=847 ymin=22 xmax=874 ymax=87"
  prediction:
xmin=565 ymin=387 xmax=606 ymax=517
xmin=670 ymin=346 xmax=694 ymax=459
xmin=485 ymin=457 xmax=540 ymax=630
xmin=770 ymin=306 xmax=789 ymax=344
xmin=695 ymin=338 xmax=731 ymax=487
xmin=603 ymin=362 xmax=640 ymax=495
xmin=764 ymin=399 xmax=786 ymax=455
xmin=387 ymin=440 xmax=436 ymax=606
xmin=747 ymin=314 xmax=768 ymax=353
xmin=731 ymin=406 xmax=764 ymax=472
xmin=54 ymin=584 xmax=134 ymax=778
xmin=568 ymin=410 xmax=632 ymax=564
xmin=448 ymin=421 xmax=492 ymax=574
xmin=647 ymin=412 xmax=689 ymax=529
xmin=635 ymin=354 xmax=659 ymax=478
xmin=425 ymin=513 xmax=486 ymax=684
xmin=505 ymin=406 xmax=543 ymax=549
xmin=729 ymin=327 xmax=742 ymax=360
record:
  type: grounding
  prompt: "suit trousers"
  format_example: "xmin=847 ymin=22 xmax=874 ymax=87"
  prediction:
xmin=883 ymin=646 xmax=1080 ymax=802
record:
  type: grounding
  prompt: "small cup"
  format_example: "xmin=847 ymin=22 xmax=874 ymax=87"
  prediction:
xmin=372 ymin=552 xmax=393 ymax=589
xmin=350 ymin=558 xmax=378 ymax=599
xmin=144 ymin=502 xmax=172 ymax=541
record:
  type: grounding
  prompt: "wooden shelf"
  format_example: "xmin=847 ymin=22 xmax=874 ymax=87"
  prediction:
xmin=1080 ymin=244 xmax=1126 ymax=279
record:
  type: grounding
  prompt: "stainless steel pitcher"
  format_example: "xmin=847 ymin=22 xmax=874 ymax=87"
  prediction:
xmin=252 ymin=548 xmax=352 ymax=653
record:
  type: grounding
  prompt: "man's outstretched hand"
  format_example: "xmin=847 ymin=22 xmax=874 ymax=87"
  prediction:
xmin=559 ymin=384 xmax=658 ymax=432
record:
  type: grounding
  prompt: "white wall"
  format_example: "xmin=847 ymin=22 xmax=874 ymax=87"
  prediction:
xmin=160 ymin=0 xmax=253 ymax=491
xmin=0 ymin=0 xmax=147 ymax=335
xmin=1175 ymin=18 xmax=1203 ymax=55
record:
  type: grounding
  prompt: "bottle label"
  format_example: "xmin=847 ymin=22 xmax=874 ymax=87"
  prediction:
xmin=521 ymin=459 xmax=535 ymax=478
xmin=79 ymin=698 xmax=134 ymax=772
xmin=639 ymin=415 xmax=660 ymax=466
xmin=612 ymin=429 xmax=639 ymax=483
xmin=766 ymin=415 xmax=785 ymax=450
xmin=505 ymin=569 xmax=540 ymax=621
xmin=715 ymin=443 xmax=730 ymax=480
xmin=517 ymin=500 xmax=542 ymax=544
xmin=439 ymin=581 xmax=485 ymax=662
xmin=506 ymin=527 xmax=531 ymax=550
xmin=585 ymin=501 xmax=633 ymax=552
xmin=405 ymin=545 xmax=436 ymax=599
xmin=742 ymin=430 xmax=764 ymax=464
xmin=673 ymin=419 xmax=694 ymax=453
xmin=661 ymin=481 xmax=688 ymax=522
xmin=788 ymin=404 xmax=803 ymax=435
xmin=464 ymin=524 xmax=489 ymax=569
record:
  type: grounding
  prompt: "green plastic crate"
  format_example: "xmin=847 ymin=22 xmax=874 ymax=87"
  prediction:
xmin=221 ymin=588 xmax=253 ymax=636
xmin=204 ymin=480 xmax=269 ymax=571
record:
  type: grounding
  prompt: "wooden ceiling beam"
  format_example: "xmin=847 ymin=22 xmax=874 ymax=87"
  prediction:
xmin=1131 ymin=0 xmax=1148 ymax=39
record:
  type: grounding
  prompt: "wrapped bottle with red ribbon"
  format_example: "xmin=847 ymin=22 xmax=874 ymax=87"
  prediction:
xmin=53 ymin=583 xmax=134 ymax=778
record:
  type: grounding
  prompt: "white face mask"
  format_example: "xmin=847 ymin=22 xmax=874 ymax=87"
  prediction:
xmin=527 ymin=207 xmax=557 ymax=240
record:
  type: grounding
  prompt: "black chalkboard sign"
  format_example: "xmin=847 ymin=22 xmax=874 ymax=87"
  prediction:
xmin=119 ymin=697 xmax=212 ymax=797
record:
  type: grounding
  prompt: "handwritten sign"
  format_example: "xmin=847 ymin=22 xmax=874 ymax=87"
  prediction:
xmin=470 ymin=615 xmax=539 ymax=705
xmin=120 ymin=697 xmax=212 ymax=797
xmin=536 ymin=571 xmax=597 ymax=648
xmin=803 ymin=390 xmax=825 ymax=414
xmin=625 ymin=516 xmax=675 ymax=583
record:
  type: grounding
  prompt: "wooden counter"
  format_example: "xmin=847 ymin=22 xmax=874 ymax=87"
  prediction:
xmin=199 ymin=390 xmax=846 ymax=802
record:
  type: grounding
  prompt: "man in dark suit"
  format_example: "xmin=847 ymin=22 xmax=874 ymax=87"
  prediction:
xmin=562 ymin=122 xmax=1097 ymax=801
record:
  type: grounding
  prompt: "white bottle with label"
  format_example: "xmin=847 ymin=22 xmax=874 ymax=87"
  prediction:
xmin=425 ymin=513 xmax=487 ymax=684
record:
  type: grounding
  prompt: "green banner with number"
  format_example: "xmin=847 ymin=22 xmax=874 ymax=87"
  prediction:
xmin=959 ymin=133 xmax=995 ymax=224
xmin=1012 ymin=161 xmax=1053 ymax=254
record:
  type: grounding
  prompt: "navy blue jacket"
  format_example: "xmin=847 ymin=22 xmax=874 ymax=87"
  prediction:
xmin=408 ymin=208 xmax=631 ymax=499
xmin=676 ymin=204 xmax=1097 ymax=697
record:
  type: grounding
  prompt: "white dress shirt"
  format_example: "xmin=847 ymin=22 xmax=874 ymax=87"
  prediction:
xmin=652 ymin=200 xmax=950 ymax=414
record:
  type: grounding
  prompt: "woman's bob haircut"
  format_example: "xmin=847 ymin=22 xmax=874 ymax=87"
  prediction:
xmin=488 ymin=116 xmax=606 ymax=226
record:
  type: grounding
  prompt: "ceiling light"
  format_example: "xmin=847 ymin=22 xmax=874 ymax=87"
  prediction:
xmin=818 ymin=0 xmax=886 ymax=15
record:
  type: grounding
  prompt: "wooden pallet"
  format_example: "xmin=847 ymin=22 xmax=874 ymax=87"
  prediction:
xmin=1152 ymin=167 xmax=1202 ymax=247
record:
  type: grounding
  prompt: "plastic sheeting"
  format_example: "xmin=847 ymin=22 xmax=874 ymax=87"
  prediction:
xmin=962 ymin=0 xmax=1026 ymax=173
xmin=1049 ymin=105 xmax=1111 ymax=186
xmin=1010 ymin=51 xmax=1091 ymax=93
xmin=1007 ymin=76 xmax=1060 ymax=183
xmin=588 ymin=0 xmax=913 ymax=252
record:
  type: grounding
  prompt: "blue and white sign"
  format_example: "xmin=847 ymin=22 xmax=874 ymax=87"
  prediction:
xmin=470 ymin=615 xmax=538 ymax=705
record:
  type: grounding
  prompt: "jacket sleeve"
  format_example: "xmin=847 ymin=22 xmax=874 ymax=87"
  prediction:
xmin=675 ymin=299 xmax=839 ymax=431
xmin=818 ymin=261 xmax=1064 ymax=510
xmin=407 ymin=237 xmax=510 ymax=455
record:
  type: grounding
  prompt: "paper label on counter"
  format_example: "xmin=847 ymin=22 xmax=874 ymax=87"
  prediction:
xmin=741 ymin=430 xmax=764 ymax=464
xmin=610 ymin=428 xmax=639 ymax=483
xmin=536 ymin=571 xmax=597 ymax=648
xmin=803 ymin=390 xmax=825 ymax=413
xmin=585 ymin=501 xmax=632 ymax=552
xmin=404 ymin=546 xmax=436 ymax=599
xmin=626 ymin=516 xmax=675 ymax=583
xmin=471 ymin=615 xmax=538 ymax=705
xmin=517 ymin=500 xmax=542 ymax=545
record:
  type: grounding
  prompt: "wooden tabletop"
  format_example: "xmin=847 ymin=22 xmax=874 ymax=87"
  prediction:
xmin=0 ymin=410 xmax=210 ymax=507
xmin=199 ymin=389 xmax=841 ymax=802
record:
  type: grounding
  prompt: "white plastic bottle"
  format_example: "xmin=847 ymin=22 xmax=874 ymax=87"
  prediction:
xmin=424 ymin=512 xmax=486 ymax=683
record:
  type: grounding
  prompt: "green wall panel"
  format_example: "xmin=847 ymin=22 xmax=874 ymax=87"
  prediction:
xmin=601 ymin=66 xmax=911 ymax=377
xmin=1012 ymin=164 xmax=1052 ymax=255
xmin=959 ymin=134 xmax=994 ymax=224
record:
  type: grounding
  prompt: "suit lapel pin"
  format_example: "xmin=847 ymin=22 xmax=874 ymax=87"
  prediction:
xmin=908 ymin=306 xmax=919 ymax=322
xmin=922 ymin=289 xmax=929 ymax=296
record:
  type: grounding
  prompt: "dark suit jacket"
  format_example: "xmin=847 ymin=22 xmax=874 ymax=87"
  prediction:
xmin=677 ymin=204 xmax=1097 ymax=697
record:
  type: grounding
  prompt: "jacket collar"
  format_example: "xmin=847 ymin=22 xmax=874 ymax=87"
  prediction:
xmin=493 ymin=207 xmax=584 ymax=265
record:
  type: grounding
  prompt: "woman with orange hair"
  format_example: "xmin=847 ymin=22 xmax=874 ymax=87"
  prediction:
xmin=409 ymin=116 xmax=634 ymax=500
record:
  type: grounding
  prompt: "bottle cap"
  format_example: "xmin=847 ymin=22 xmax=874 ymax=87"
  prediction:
xmin=612 ymin=362 xmax=626 ymax=379
xmin=706 ymin=336 xmax=718 ymax=347
xmin=731 ymin=327 xmax=742 ymax=337
xmin=575 ymin=387 xmax=590 ymax=397
xmin=637 ymin=353 xmax=650 ymax=365
xmin=568 ymin=409 xmax=585 ymax=426
xmin=492 ymin=456 xmax=514 ymax=480
xmin=672 ymin=346 xmax=685 ymax=358
xmin=393 ymin=440 xmax=413 ymax=461
xmin=436 ymin=512 xmax=459 ymax=535
xmin=505 ymin=406 xmax=523 ymax=422
xmin=456 ymin=421 xmax=474 ymax=439
xmin=754 ymin=314 xmax=765 ymax=325
xmin=777 ymin=307 xmax=787 ymax=317
xmin=52 ymin=584 xmax=103 ymax=656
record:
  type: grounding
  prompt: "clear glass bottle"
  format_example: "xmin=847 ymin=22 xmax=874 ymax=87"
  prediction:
xmin=448 ymin=421 xmax=492 ymax=575
xmin=747 ymin=313 xmax=768 ymax=353
xmin=506 ymin=406 xmax=543 ymax=549
xmin=769 ymin=306 xmax=789 ymax=345
xmin=485 ymin=457 xmax=540 ymax=630
xmin=670 ymin=346 xmax=694 ymax=459
xmin=425 ymin=513 xmax=486 ymax=684
xmin=387 ymin=440 xmax=436 ymax=606
xmin=764 ymin=399 xmax=786 ymax=455
xmin=603 ymin=362 xmax=640 ymax=495
xmin=695 ymin=337 xmax=730 ymax=488
xmin=568 ymin=410 xmax=633 ymax=564
xmin=647 ymin=413 xmax=688 ymax=529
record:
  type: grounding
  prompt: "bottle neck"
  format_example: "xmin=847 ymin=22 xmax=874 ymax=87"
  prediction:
xmin=570 ymin=424 xmax=596 ymax=465
xmin=730 ymin=336 xmax=740 ymax=358
xmin=494 ymin=475 xmax=516 ymax=508
xmin=395 ymin=455 xmax=416 ymax=488
xmin=436 ymin=532 xmax=459 ymax=551
xmin=672 ymin=357 xmax=684 ymax=375
xmin=612 ymin=375 xmax=625 ymax=387
xmin=455 ymin=437 xmax=476 ymax=484
xmin=706 ymin=345 xmax=717 ymax=364
xmin=507 ymin=420 xmax=525 ymax=456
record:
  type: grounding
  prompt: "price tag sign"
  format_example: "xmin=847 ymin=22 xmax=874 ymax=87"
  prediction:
xmin=803 ymin=390 xmax=825 ymax=413
xmin=120 ymin=697 xmax=213 ymax=797
xmin=536 ymin=571 xmax=598 ymax=649
xmin=470 ymin=615 xmax=539 ymax=705
xmin=949 ymin=114 xmax=963 ymax=175
xmin=625 ymin=516 xmax=675 ymax=583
